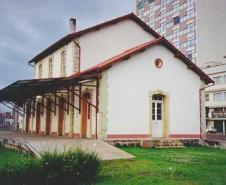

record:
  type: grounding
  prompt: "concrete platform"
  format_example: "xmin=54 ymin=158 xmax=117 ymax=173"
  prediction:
xmin=0 ymin=131 xmax=134 ymax=160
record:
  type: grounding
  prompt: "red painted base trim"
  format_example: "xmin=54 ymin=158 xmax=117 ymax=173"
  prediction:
xmin=107 ymin=134 xmax=150 ymax=139
xmin=64 ymin=132 xmax=70 ymax=137
xmin=40 ymin=131 xmax=46 ymax=135
xmin=169 ymin=134 xmax=201 ymax=139
xmin=92 ymin=134 xmax=97 ymax=139
xmin=72 ymin=133 xmax=80 ymax=138
xmin=50 ymin=132 xmax=58 ymax=137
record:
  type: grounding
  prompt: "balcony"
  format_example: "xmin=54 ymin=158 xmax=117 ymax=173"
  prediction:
xmin=212 ymin=111 xmax=226 ymax=118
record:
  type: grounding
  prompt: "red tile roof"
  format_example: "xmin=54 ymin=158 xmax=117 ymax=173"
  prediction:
xmin=28 ymin=13 xmax=161 ymax=64
xmin=71 ymin=37 xmax=213 ymax=84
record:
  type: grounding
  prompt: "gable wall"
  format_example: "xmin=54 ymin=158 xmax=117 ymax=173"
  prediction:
xmin=34 ymin=41 xmax=78 ymax=79
xmin=34 ymin=19 xmax=155 ymax=79
xmin=106 ymin=45 xmax=203 ymax=137
xmin=78 ymin=19 xmax=155 ymax=71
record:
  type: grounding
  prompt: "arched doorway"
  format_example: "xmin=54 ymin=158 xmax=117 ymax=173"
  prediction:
xmin=152 ymin=94 xmax=164 ymax=138
xmin=149 ymin=90 xmax=169 ymax=139
xmin=81 ymin=92 xmax=91 ymax=138
xmin=36 ymin=102 xmax=41 ymax=134
xmin=25 ymin=110 xmax=30 ymax=133
xmin=46 ymin=100 xmax=51 ymax=135
xmin=58 ymin=97 xmax=65 ymax=136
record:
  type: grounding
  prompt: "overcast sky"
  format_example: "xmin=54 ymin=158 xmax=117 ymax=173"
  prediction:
xmin=0 ymin=0 xmax=134 ymax=111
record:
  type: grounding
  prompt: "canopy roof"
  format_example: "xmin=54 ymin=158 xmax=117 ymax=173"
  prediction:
xmin=0 ymin=73 xmax=98 ymax=104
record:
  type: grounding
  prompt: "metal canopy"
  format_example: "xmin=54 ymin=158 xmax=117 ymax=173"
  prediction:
xmin=0 ymin=73 xmax=99 ymax=105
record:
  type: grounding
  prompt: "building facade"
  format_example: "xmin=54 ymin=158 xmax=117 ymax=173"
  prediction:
xmin=136 ymin=0 xmax=226 ymax=67
xmin=0 ymin=112 xmax=13 ymax=129
xmin=203 ymin=64 xmax=226 ymax=133
xmin=0 ymin=14 xmax=212 ymax=141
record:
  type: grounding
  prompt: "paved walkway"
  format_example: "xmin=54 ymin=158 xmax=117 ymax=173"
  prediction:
xmin=0 ymin=131 xmax=134 ymax=160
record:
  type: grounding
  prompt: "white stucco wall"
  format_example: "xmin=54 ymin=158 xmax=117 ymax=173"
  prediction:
xmin=107 ymin=45 xmax=202 ymax=136
xmin=34 ymin=42 xmax=75 ymax=79
xmin=78 ymin=19 xmax=155 ymax=71
xmin=34 ymin=19 xmax=155 ymax=78
xmin=196 ymin=0 xmax=226 ymax=67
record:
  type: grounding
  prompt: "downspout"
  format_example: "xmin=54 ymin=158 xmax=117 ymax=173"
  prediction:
xmin=95 ymin=78 xmax=99 ymax=139
xmin=199 ymin=82 xmax=214 ymax=139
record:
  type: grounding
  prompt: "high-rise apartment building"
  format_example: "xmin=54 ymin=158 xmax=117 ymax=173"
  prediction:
xmin=136 ymin=0 xmax=226 ymax=67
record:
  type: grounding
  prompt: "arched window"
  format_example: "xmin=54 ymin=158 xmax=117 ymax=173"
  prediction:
xmin=48 ymin=58 xmax=53 ymax=78
xmin=83 ymin=92 xmax=91 ymax=119
xmin=38 ymin=63 xmax=42 ymax=79
xmin=61 ymin=50 xmax=66 ymax=76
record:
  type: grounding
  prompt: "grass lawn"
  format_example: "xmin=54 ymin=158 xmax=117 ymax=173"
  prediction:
xmin=96 ymin=146 xmax=226 ymax=185
xmin=0 ymin=147 xmax=29 ymax=166
xmin=1 ymin=146 xmax=226 ymax=185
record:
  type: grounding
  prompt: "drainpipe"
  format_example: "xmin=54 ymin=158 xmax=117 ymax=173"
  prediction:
xmin=95 ymin=78 xmax=99 ymax=140
xmin=199 ymin=83 xmax=214 ymax=139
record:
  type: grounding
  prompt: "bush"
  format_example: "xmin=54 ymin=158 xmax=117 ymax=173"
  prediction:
xmin=0 ymin=149 xmax=101 ymax=185
xmin=0 ymin=157 xmax=42 ymax=185
xmin=41 ymin=149 xmax=101 ymax=185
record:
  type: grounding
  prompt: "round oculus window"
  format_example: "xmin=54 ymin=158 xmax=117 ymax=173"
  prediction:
xmin=155 ymin=58 xmax=163 ymax=68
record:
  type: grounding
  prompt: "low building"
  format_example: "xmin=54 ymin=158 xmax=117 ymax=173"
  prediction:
xmin=0 ymin=13 xmax=212 ymax=141
xmin=203 ymin=64 xmax=226 ymax=133
xmin=0 ymin=112 xmax=13 ymax=129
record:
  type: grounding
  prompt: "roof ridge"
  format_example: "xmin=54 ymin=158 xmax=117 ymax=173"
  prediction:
xmin=28 ymin=13 xmax=161 ymax=64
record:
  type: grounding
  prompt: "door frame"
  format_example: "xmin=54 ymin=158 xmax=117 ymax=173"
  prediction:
xmin=46 ymin=100 xmax=51 ymax=135
xmin=25 ymin=111 xmax=30 ymax=133
xmin=149 ymin=90 xmax=169 ymax=139
xmin=58 ymin=97 xmax=65 ymax=136
xmin=152 ymin=97 xmax=163 ymax=138
xmin=81 ymin=91 xmax=92 ymax=138
xmin=36 ymin=102 xmax=41 ymax=134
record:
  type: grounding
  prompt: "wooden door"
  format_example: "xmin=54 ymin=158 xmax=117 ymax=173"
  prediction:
xmin=25 ymin=112 xmax=30 ymax=133
xmin=81 ymin=93 xmax=91 ymax=138
xmin=81 ymin=99 xmax=88 ymax=138
xmin=46 ymin=101 xmax=51 ymax=135
xmin=36 ymin=103 xmax=41 ymax=134
xmin=58 ymin=98 xmax=64 ymax=136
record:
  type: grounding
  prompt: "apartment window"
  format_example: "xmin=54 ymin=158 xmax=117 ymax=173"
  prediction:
xmin=186 ymin=23 xmax=195 ymax=34
xmin=187 ymin=35 xmax=195 ymax=48
xmin=148 ymin=0 xmax=154 ymax=4
xmin=137 ymin=1 xmax=144 ymax=10
xmin=48 ymin=58 xmax=53 ymax=78
xmin=173 ymin=3 xmax=180 ymax=13
xmin=187 ymin=53 xmax=192 ymax=60
xmin=38 ymin=64 xmax=42 ymax=79
xmin=173 ymin=16 xmax=180 ymax=25
xmin=173 ymin=40 xmax=180 ymax=49
xmin=161 ymin=0 xmax=167 ymax=6
xmin=186 ymin=9 xmax=195 ymax=20
xmin=213 ymin=76 xmax=223 ymax=84
xmin=214 ymin=92 xmax=225 ymax=101
xmin=205 ymin=94 xmax=209 ymax=102
xmin=61 ymin=50 xmax=66 ymax=76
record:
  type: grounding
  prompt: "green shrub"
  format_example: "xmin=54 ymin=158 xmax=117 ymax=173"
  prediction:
xmin=41 ymin=149 xmax=101 ymax=185
xmin=0 ymin=157 xmax=43 ymax=185
xmin=0 ymin=148 xmax=101 ymax=185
